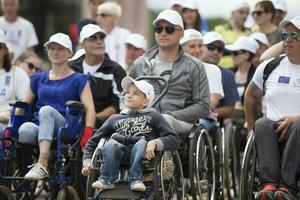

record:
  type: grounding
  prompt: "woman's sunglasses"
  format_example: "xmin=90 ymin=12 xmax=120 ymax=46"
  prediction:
xmin=252 ymin=10 xmax=267 ymax=18
xmin=153 ymin=25 xmax=178 ymax=34
xmin=232 ymin=50 xmax=246 ymax=56
xmin=205 ymin=44 xmax=224 ymax=53
xmin=281 ymin=31 xmax=300 ymax=41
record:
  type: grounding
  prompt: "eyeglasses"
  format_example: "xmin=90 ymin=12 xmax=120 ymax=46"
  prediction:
xmin=252 ymin=10 xmax=266 ymax=18
xmin=280 ymin=31 xmax=300 ymax=41
xmin=153 ymin=25 xmax=178 ymax=34
xmin=205 ymin=44 xmax=224 ymax=53
xmin=88 ymin=34 xmax=106 ymax=41
xmin=25 ymin=62 xmax=39 ymax=71
xmin=97 ymin=13 xmax=112 ymax=18
xmin=232 ymin=50 xmax=246 ymax=56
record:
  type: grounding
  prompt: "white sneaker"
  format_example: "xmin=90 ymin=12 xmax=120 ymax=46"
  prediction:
xmin=24 ymin=163 xmax=49 ymax=181
xmin=92 ymin=179 xmax=115 ymax=190
xmin=130 ymin=181 xmax=146 ymax=192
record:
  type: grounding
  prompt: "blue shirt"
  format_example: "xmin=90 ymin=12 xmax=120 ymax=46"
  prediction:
xmin=217 ymin=68 xmax=240 ymax=108
xmin=31 ymin=72 xmax=88 ymax=119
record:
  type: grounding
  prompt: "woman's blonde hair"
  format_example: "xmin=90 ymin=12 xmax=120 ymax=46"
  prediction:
xmin=97 ymin=2 xmax=122 ymax=19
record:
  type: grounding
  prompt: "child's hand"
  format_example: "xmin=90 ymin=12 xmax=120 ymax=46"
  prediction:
xmin=145 ymin=140 xmax=156 ymax=160
xmin=82 ymin=163 xmax=93 ymax=176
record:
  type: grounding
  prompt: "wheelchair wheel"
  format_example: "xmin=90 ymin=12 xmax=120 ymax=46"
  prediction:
xmin=57 ymin=186 xmax=80 ymax=200
xmin=240 ymin=132 xmax=258 ymax=200
xmin=158 ymin=151 xmax=185 ymax=200
xmin=189 ymin=127 xmax=215 ymax=200
xmin=0 ymin=185 xmax=12 ymax=200
xmin=222 ymin=120 xmax=240 ymax=199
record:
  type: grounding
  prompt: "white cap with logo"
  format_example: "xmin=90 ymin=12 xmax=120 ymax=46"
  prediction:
xmin=250 ymin=32 xmax=270 ymax=47
xmin=153 ymin=9 xmax=184 ymax=30
xmin=80 ymin=24 xmax=106 ymax=43
xmin=0 ymin=30 xmax=7 ymax=44
xmin=121 ymin=76 xmax=155 ymax=106
xmin=230 ymin=1 xmax=249 ymax=12
xmin=125 ymin=33 xmax=147 ymax=51
xmin=272 ymin=0 xmax=287 ymax=12
xmin=226 ymin=36 xmax=259 ymax=54
xmin=203 ymin=31 xmax=225 ymax=45
xmin=180 ymin=29 xmax=203 ymax=45
xmin=44 ymin=33 xmax=73 ymax=52
xmin=280 ymin=16 xmax=300 ymax=30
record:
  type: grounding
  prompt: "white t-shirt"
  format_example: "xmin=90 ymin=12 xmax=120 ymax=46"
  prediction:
xmin=0 ymin=67 xmax=30 ymax=111
xmin=104 ymin=26 xmax=130 ymax=65
xmin=82 ymin=60 xmax=102 ymax=75
xmin=252 ymin=57 xmax=300 ymax=121
xmin=0 ymin=16 xmax=39 ymax=60
xmin=203 ymin=62 xmax=224 ymax=97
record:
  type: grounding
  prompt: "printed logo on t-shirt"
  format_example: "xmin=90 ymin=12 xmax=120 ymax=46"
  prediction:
xmin=4 ymin=76 xmax=11 ymax=86
xmin=114 ymin=116 xmax=153 ymax=136
xmin=278 ymin=76 xmax=290 ymax=84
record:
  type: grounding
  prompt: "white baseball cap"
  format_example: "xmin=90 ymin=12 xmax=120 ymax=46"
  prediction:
xmin=0 ymin=30 xmax=7 ymax=44
xmin=121 ymin=76 xmax=155 ymax=106
xmin=280 ymin=16 xmax=300 ymax=30
xmin=44 ymin=33 xmax=73 ymax=52
xmin=230 ymin=1 xmax=249 ymax=12
xmin=180 ymin=29 xmax=203 ymax=44
xmin=181 ymin=0 xmax=198 ymax=10
xmin=226 ymin=36 xmax=259 ymax=54
xmin=125 ymin=33 xmax=147 ymax=51
xmin=250 ymin=32 xmax=270 ymax=47
xmin=153 ymin=9 xmax=184 ymax=30
xmin=272 ymin=0 xmax=287 ymax=12
xmin=169 ymin=0 xmax=183 ymax=8
xmin=80 ymin=24 xmax=106 ymax=43
xmin=203 ymin=31 xmax=225 ymax=45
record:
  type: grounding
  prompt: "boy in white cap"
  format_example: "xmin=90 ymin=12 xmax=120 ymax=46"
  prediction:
xmin=245 ymin=16 xmax=300 ymax=200
xmin=123 ymin=33 xmax=147 ymax=73
xmin=82 ymin=76 xmax=179 ymax=192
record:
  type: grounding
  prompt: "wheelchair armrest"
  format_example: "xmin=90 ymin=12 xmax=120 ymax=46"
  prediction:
xmin=66 ymin=100 xmax=85 ymax=109
xmin=9 ymin=100 xmax=30 ymax=108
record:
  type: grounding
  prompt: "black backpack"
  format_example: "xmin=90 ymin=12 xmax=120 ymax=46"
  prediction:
xmin=262 ymin=56 xmax=285 ymax=94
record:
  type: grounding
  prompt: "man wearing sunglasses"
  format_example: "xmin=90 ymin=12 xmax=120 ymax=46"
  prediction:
xmin=201 ymin=31 xmax=240 ymax=121
xmin=129 ymin=9 xmax=210 ymax=135
xmin=70 ymin=24 xmax=126 ymax=129
xmin=244 ymin=16 xmax=300 ymax=200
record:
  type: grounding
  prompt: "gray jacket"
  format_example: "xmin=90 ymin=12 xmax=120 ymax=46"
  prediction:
xmin=129 ymin=45 xmax=210 ymax=124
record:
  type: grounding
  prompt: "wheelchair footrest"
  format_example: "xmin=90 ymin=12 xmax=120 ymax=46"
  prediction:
xmin=97 ymin=186 xmax=143 ymax=199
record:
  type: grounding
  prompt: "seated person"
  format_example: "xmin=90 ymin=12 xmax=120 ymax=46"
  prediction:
xmin=81 ymin=76 xmax=180 ymax=192
xmin=244 ymin=16 xmax=300 ymax=200
xmin=18 ymin=33 xmax=96 ymax=181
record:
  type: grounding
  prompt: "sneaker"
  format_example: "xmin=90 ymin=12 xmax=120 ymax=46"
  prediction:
xmin=130 ymin=181 xmax=146 ymax=192
xmin=92 ymin=178 xmax=114 ymax=190
xmin=24 ymin=163 xmax=49 ymax=181
xmin=255 ymin=184 xmax=277 ymax=200
xmin=274 ymin=188 xmax=296 ymax=200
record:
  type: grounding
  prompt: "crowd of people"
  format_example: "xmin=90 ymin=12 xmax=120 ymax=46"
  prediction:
xmin=1 ymin=0 xmax=300 ymax=199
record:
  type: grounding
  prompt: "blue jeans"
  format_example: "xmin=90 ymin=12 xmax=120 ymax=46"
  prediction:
xmin=18 ymin=106 xmax=66 ymax=144
xmin=100 ymin=137 xmax=147 ymax=184
xmin=199 ymin=118 xmax=216 ymax=133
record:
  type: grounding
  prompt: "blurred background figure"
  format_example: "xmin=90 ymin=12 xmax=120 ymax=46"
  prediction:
xmin=180 ymin=28 xmax=204 ymax=59
xmin=180 ymin=0 xmax=209 ymax=32
xmin=0 ymin=30 xmax=29 ymax=131
xmin=96 ymin=1 xmax=130 ymax=64
xmin=250 ymin=32 xmax=270 ymax=67
xmin=272 ymin=0 xmax=287 ymax=26
xmin=215 ymin=1 xmax=251 ymax=68
xmin=14 ymin=52 xmax=42 ymax=76
xmin=123 ymin=33 xmax=147 ymax=74
xmin=252 ymin=0 xmax=281 ymax=46
xmin=168 ymin=0 xmax=183 ymax=13
xmin=70 ymin=0 xmax=103 ymax=44
xmin=0 ymin=0 xmax=38 ymax=62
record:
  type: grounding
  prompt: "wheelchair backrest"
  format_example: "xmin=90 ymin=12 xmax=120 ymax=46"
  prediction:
xmin=9 ymin=102 xmax=32 ymax=138
xmin=64 ymin=106 xmax=85 ymax=140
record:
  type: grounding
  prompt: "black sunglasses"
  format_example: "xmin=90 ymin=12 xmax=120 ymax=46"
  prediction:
xmin=154 ymin=25 xmax=178 ymax=34
xmin=88 ymin=33 xmax=106 ymax=41
xmin=26 ymin=62 xmax=38 ymax=70
xmin=281 ymin=31 xmax=300 ymax=41
xmin=205 ymin=44 xmax=224 ymax=53
xmin=98 ymin=13 xmax=112 ymax=18
xmin=232 ymin=50 xmax=246 ymax=56
xmin=252 ymin=10 xmax=266 ymax=18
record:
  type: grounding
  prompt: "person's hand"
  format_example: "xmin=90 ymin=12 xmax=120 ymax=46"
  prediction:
xmin=276 ymin=115 xmax=300 ymax=142
xmin=81 ymin=163 xmax=93 ymax=176
xmin=145 ymin=140 xmax=156 ymax=160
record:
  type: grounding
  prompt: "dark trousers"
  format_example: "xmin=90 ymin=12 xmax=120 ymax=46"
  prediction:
xmin=254 ymin=118 xmax=300 ymax=193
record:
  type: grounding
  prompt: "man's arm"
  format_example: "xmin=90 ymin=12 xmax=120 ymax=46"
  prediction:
xmin=214 ymin=104 xmax=234 ymax=118
xmin=96 ymin=106 xmax=117 ymax=121
xmin=210 ymin=93 xmax=222 ymax=110
xmin=244 ymin=81 xmax=264 ymax=132
xmin=260 ymin=41 xmax=284 ymax=63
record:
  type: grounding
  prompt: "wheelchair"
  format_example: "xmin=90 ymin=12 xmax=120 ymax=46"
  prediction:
xmin=0 ymin=100 xmax=86 ymax=200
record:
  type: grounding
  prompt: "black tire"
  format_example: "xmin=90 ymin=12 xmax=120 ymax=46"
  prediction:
xmin=189 ymin=127 xmax=215 ymax=200
xmin=57 ymin=186 xmax=80 ymax=200
xmin=0 ymin=185 xmax=12 ymax=200
xmin=240 ymin=132 xmax=257 ymax=200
